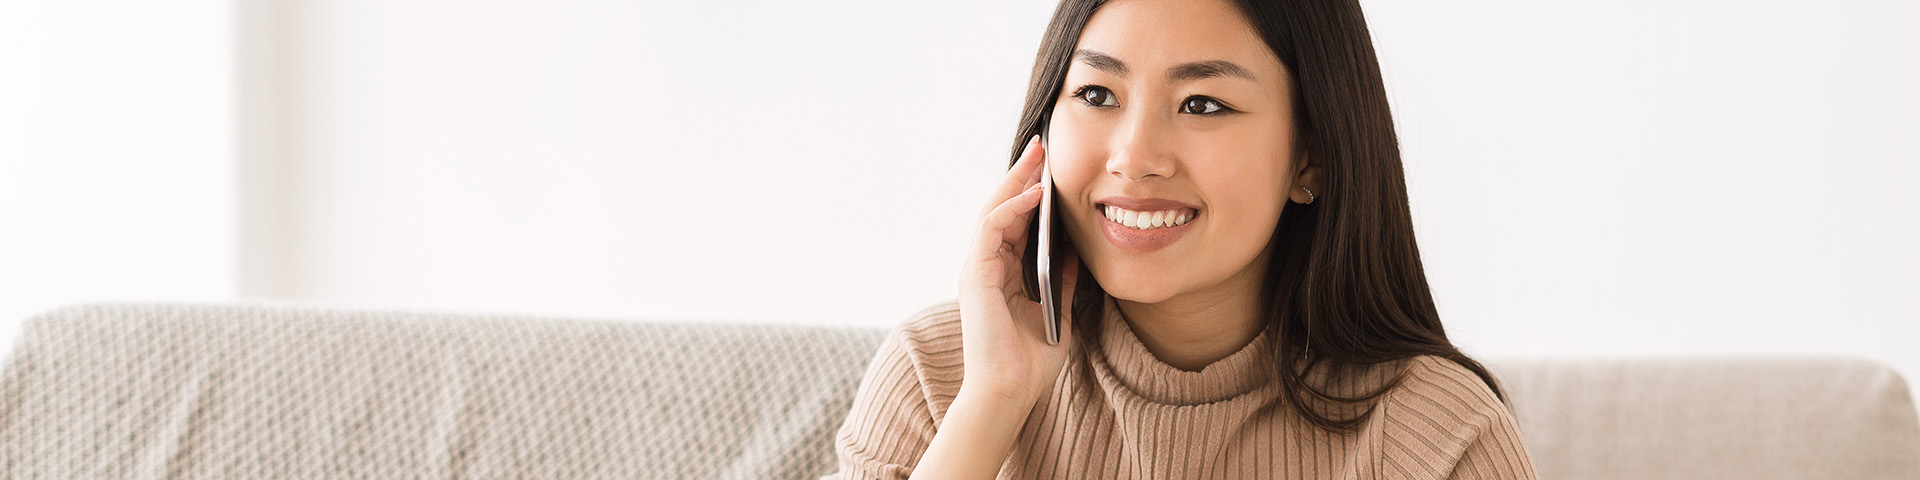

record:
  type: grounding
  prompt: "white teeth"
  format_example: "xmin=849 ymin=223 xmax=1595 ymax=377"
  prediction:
xmin=1101 ymin=205 xmax=1196 ymax=230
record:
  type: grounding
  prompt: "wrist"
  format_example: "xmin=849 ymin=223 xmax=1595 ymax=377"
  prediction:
xmin=914 ymin=387 xmax=1034 ymax=478
xmin=955 ymin=383 xmax=1035 ymax=417
xmin=957 ymin=375 xmax=1045 ymax=413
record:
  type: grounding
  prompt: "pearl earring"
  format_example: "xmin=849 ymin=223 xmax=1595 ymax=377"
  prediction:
xmin=1301 ymin=187 xmax=1316 ymax=205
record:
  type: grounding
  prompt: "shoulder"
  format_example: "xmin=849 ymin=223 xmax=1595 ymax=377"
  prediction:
xmin=894 ymin=301 xmax=966 ymax=371
xmin=832 ymin=303 xmax=967 ymax=476
xmin=1362 ymin=355 xmax=1522 ymax=473
xmin=1388 ymin=355 xmax=1508 ymax=420
xmin=1374 ymin=356 xmax=1538 ymax=478
xmin=860 ymin=301 xmax=967 ymax=419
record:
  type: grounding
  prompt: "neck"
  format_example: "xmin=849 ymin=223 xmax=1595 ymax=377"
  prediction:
xmin=1113 ymin=261 xmax=1270 ymax=372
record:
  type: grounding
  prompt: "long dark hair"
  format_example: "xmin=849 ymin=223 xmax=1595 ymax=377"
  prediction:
xmin=1012 ymin=0 xmax=1505 ymax=433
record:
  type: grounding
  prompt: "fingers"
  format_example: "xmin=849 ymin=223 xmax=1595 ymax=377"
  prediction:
xmin=980 ymin=136 xmax=1047 ymax=218
xmin=974 ymin=181 xmax=1046 ymax=262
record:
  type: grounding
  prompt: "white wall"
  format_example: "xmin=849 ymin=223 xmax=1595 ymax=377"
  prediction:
xmin=256 ymin=0 xmax=1059 ymax=325
xmin=0 ymin=1 xmax=236 ymax=357
xmin=1367 ymin=1 xmax=1920 ymax=365
xmin=4 ymin=0 xmax=1916 ymax=397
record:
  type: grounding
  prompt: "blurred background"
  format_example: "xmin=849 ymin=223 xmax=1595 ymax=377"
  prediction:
xmin=3 ymin=0 xmax=1915 ymax=395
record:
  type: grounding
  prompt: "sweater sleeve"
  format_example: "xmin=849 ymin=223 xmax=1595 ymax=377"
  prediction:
xmin=1378 ymin=356 xmax=1540 ymax=479
xmin=821 ymin=303 xmax=966 ymax=480
xmin=1445 ymin=406 xmax=1538 ymax=480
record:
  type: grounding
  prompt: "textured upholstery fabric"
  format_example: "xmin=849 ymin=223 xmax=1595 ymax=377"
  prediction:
xmin=2 ymin=302 xmax=1918 ymax=479
xmin=1495 ymin=356 xmax=1920 ymax=480
xmin=0 ymin=303 xmax=886 ymax=479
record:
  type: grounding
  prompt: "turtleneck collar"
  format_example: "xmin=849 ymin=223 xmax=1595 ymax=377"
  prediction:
xmin=1091 ymin=295 xmax=1275 ymax=406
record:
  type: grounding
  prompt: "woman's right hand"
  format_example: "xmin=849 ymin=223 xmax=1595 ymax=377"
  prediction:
xmin=910 ymin=136 xmax=1083 ymax=480
xmin=956 ymin=135 xmax=1080 ymax=408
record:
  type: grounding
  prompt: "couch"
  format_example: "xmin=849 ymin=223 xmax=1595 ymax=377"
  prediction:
xmin=2 ymin=302 xmax=1916 ymax=479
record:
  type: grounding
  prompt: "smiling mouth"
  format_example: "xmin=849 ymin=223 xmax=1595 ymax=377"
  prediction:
xmin=1098 ymin=204 xmax=1199 ymax=230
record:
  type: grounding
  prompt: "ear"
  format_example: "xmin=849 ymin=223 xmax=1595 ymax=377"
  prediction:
xmin=1289 ymin=154 xmax=1321 ymax=205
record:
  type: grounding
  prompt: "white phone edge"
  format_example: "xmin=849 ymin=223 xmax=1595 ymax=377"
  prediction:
xmin=1037 ymin=162 xmax=1060 ymax=345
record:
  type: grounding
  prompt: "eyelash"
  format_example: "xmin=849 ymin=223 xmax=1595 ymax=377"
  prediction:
xmin=1069 ymin=84 xmax=1236 ymax=115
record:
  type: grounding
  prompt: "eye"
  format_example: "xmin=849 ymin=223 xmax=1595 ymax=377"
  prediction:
xmin=1072 ymin=85 xmax=1118 ymax=107
xmin=1181 ymin=96 xmax=1229 ymax=115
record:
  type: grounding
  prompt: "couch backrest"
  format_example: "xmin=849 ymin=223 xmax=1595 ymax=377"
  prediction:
xmin=4 ymin=303 xmax=1918 ymax=479
xmin=0 ymin=303 xmax=887 ymax=479
xmin=1495 ymin=355 xmax=1920 ymax=479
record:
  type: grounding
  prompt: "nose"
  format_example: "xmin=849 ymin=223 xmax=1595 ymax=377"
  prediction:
xmin=1105 ymin=107 xmax=1177 ymax=181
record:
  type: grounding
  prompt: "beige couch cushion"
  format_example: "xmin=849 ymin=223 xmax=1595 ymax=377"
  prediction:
xmin=3 ymin=303 xmax=1917 ymax=478
xmin=1497 ymin=356 xmax=1920 ymax=479
xmin=0 ymin=303 xmax=887 ymax=479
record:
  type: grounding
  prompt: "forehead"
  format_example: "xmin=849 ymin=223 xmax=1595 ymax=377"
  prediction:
xmin=1073 ymin=0 xmax=1283 ymax=80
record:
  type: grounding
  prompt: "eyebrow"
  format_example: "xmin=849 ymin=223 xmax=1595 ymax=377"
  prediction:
xmin=1073 ymin=49 xmax=1258 ymax=82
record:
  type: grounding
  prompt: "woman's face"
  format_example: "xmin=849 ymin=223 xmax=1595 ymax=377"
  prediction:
xmin=1048 ymin=0 xmax=1310 ymax=305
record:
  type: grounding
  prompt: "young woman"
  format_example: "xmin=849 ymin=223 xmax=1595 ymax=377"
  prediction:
xmin=828 ymin=0 xmax=1536 ymax=478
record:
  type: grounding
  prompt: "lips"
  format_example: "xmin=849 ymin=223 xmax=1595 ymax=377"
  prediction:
xmin=1102 ymin=204 xmax=1197 ymax=229
xmin=1097 ymin=196 xmax=1202 ymax=212
xmin=1093 ymin=196 xmax=1201 ymax=253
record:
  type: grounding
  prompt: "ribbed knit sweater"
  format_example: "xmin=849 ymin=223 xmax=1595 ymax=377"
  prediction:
xmin=824 ymin=298 xmax=1538 ymax=479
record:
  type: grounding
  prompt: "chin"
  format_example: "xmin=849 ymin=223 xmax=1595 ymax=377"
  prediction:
xmin=1088 ymin=260 xmax=1184 ymax=305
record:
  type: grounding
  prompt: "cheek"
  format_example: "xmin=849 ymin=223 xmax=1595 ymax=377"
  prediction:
xmin=1045 ymin=133 xmax=1115 ymax=256
xmin=1043 ymin=120 xmax=1107 ymax=204
xmin=1191 ymin=146 xmax=1293 ymax=232
xmin=1198 ymin=172 xmax=1287 ymax=237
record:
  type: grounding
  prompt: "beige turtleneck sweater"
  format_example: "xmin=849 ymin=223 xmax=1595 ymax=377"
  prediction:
xmin=823 ymin=299 xmax=1537 ymax=480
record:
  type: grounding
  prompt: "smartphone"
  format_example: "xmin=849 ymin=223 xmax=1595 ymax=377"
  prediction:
xmin=1021 ymin=131 xmax=1066 ymax=345
xmin=1036 ymin=162 xmax=1063 ymax=345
